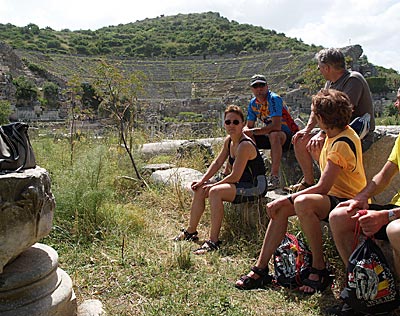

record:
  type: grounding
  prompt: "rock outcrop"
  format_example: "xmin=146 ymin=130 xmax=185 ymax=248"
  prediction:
xmin=363 ymin=126 xmax=400 ymax=204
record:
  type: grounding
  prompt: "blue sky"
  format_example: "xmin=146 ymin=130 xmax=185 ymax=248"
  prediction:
xmin=0 ymin=0 xmax=399 ymax=72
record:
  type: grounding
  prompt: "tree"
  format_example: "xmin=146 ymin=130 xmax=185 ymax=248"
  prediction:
xmin=46 ymin=39 xmax=61 ymax=49
xmin=81 ymin=82 xmax=101 ymax=111
xmin=22 ymin=23 xmax=40 ymax=35
xmin=12 ymin=76 xmax=38 ymax=105
xmin=43 ymin=81 xmax=59 ymax=108
xmin=91 ymin=60 xmax=146 ymax=183
xmin=65 ymin=74 xmax=96 ymax=165
xmin=0 ymin=100 xmax=11 ymax=124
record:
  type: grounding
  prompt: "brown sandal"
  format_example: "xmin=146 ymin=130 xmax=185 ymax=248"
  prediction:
xmin=283 ymin=180 xmax=313 ymax=193
xmin=173 ymin=229 xmax=199 ymax=242
xmin=235 ymin=266 xmax=273 ymax=290
xmin=193 ymin=240 xmax=221 ymax=255
xmin=301 ymin=267 xmax=333 ymax=294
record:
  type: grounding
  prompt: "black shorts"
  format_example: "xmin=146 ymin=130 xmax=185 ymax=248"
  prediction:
xmin=231 ymin=175 xmax=267 ymax=204
xmin=322 ymin=195 xmax=349 ymax=222
xmin=367 ymin=203 xmax=397 ymax=241
xmin=253 ymin=131 xmax=293 ymax=152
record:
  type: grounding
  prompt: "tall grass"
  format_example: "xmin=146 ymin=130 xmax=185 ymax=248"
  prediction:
xmin=32 ymin=129 xmax=345 ymax=316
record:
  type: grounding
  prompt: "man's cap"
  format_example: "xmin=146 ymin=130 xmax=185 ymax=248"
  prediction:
xmin=250 ymin=74 xmax=267 ymax=86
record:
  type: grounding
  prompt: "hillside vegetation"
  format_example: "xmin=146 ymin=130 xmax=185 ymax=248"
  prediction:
xmin=1 ymin=11 xmax=399 ymax=127
xmin=0 ymin=12 xmax=316 ymax=58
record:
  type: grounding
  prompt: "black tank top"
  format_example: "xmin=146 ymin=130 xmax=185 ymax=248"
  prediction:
xmin=228 ymin=138 xmax=266 ymax=183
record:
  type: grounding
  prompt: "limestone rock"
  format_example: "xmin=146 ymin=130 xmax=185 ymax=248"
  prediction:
xmin=341 ymin=44 xmax=363 ymax=62
xmin=140 ymin=137 xmax=223 ymax=156
xmin=225 ymin=197 xmax=269 ymax=235
xmin=77 ymin=300 xmax=106 ymax=316
xmin=364 ymin=127 xmax=400 ymax=204
xmin=0 ymin=167 xmax=55 ymax=273
xmin=150 ymin=167 xmax=203 ymax=191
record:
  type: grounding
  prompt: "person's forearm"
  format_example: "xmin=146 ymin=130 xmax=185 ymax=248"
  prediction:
xmin=355 ymin=178 xmax=387 ymax=202
xmin=358 ymin=164 xmax=396 ymax=200
xmin=304 ymin=111 xmax=317 ymax=132
xmin=252 ymin=125 xmax=271 ymax=135
xmin=253 ymin=122 xmax=282 ymax=135
xmin=201 ymin=160 xmax=222 ymax=182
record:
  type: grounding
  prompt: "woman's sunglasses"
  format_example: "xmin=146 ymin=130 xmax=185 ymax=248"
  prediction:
xmin=224 ymin=119 xmax=241 ymax=125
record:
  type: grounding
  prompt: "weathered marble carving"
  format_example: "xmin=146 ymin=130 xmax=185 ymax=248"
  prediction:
xmin=0 ymin=167 xmax=55 ymax=273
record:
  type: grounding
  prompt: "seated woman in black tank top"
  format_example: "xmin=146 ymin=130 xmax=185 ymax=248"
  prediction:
xmin=173 ymin=105 xmax=267 ymax=254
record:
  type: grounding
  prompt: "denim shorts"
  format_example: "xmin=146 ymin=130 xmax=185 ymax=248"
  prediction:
xmin=231 ymin=175 xmax=267 ymax=204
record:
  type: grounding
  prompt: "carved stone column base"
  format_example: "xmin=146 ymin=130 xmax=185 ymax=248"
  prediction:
xmin=0 ymin=243 xmax=77 ymax=316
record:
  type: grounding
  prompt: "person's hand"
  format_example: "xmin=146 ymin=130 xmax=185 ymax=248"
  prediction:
xmin=201 ymin=182 xmax=214 ymax=192
xmin=266 ymin=197 xmax=290 ymax=219
xmin=292 ymin=128 xmax=311 ymax=144
xmin=191 ymin=180 xmax=204 ymax=191
xmin=306 ymin=132 xmax=325 ymax=154
xmin=351 ymin=209 xmax=387 ymax=237
xmin=191 ymin=180 xmax=214 ymax=192
xmin=336 ymin=198 xmax=369 ymax=216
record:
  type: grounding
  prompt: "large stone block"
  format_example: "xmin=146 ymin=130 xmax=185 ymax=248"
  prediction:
xmin=150 ymin=167 xmax=203 ymax=192
xmin=140 ymin=137 xmax=223 ymax=156
xmin=0 ymin=167 xmax=55 ymax=273
xmin=363 ymin=127 xmax=400 ymax=204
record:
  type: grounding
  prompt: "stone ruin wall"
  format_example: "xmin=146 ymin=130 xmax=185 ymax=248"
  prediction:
xmin=0 ymin=42 xmax=397 ymax=128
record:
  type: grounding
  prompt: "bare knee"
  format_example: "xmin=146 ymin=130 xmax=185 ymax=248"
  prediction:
xmin=208 ymin=186 xmax=230 ymax=204
xmin=294 ymin=136 xmax=309 ymax=154
xmin=269 ymin=131 xmax=283 ymax=146
xmin=193 ymin=187 xmax=207 ymax=200
xmin=208 ymin=186 xmax=221 ymax=199
xmin=329 ymin=206 xmax=348 ymax=226
xmin=293 ymin=195 xmax=316 ymax=218
xmin=387 ymin=220 xmax=400 ymax=250
xmin=329 ymin=206 xmax=357 ymax=234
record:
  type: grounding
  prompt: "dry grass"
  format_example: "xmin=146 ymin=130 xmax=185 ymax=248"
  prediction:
xmin=35 ymin=133 xmax=359 ymax=316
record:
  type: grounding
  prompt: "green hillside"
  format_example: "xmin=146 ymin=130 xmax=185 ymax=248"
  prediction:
xmin=0 ymin=12 xmax=317 ymax=58
xmin=1 ymin=11 xmax=399 ymax=122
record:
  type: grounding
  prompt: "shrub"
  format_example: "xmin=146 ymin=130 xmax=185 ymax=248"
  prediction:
xmin=0 ymin=100 xmax=11 ymax=124
xmin=366 ymin=77 xmax=389 ymax=93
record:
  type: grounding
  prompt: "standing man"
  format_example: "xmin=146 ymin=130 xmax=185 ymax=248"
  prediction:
xmin=286 ymin=48 xmax=374 ymax=192
xmin=244 ymin=74 xmax=299 ymax=190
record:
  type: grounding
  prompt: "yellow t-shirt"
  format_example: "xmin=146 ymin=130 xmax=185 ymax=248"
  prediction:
xmin=319 ymin=126 xmax=367 ymax=198
xmin=388 ymin=134 xmax=400 ymax=205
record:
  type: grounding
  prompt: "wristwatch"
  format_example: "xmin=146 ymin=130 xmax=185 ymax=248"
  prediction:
xmin=388 ymin=209 xmax=397 ymax=222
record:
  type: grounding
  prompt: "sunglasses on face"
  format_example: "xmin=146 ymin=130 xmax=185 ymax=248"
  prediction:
xmin=251 ymin=83 xmax=266 ymax=88
xmin=224 ymin=119 xmax=241 ymax=125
